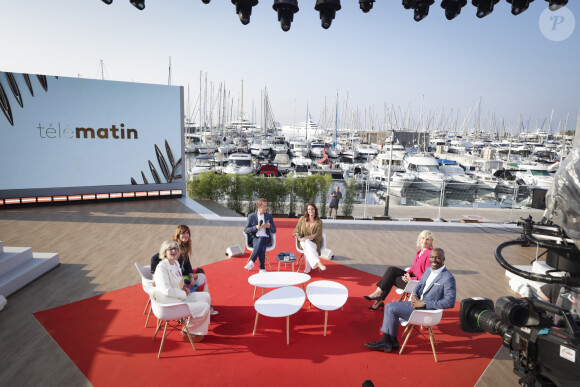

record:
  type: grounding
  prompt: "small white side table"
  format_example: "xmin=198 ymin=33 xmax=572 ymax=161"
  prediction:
xmin=306 ymin=280 xmax=348 ymax=336
xmin=253 ymin=286 xmax=305 ymax=345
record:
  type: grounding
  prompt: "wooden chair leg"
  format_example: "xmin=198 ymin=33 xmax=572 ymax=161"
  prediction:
xmin=428 ymin=327 xmax=438 ymax=362
xmin=157 ymin=322 xmax=169 ymax=358
xmin=143 ymin=298 xmax=151 ymax=314
xmin=266 ymin=253 xmax=273 ymax=271
xmin=153 ymin=319 xmax=163 ymax=341
xmin=253 ymin=312 xmax=259 ymax=336
xmin=145 ymin=307 xmax=152 ymax=328
xmin=183 ymin=327 xmax=196 ymax=351
xmin=399 ymin=324 xmax=414 ymax=355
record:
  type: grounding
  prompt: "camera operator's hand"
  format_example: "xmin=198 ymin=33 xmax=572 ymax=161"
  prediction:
xmin=411 ymin=294 xmax=425 ymax=309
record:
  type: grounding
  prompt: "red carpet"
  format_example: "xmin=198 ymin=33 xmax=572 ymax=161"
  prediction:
xmin=34 ymin=220 xmax=501 ymax=386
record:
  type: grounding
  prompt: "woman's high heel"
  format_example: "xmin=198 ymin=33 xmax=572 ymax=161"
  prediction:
xmin=369 ymin=301 xmax=384 ymax=311
xmin=363 ymin=295 xmax=381 ymax=301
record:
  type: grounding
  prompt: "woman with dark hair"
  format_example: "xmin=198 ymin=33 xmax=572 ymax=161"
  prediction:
xmin=293 ymin=203 xmax=326 ymax=274
xmin=172 ymin=225 xmax=218 ymax=316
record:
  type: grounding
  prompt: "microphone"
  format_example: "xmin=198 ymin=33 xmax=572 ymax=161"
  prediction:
xmin=259 ymin=220 xmax=263 ymax=226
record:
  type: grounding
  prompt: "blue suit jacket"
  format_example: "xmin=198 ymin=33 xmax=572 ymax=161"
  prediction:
xmin=244 ymin=212 xmax=276 ymax=248
xmin=412 ymin=266 xmax=456 ymax=310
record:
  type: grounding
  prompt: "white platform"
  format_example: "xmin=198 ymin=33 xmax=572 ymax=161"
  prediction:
xmin=0 ymin=241 xmax=60 ymax=298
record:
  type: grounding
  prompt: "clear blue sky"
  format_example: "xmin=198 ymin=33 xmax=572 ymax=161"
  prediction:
xmin=1 ymin=0 xmax=578 ymax=133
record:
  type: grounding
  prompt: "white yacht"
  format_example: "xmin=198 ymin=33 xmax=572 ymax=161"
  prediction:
xmin=188 ymin=155 xmax=216 ymax=176
xmin=288 ymin=140 xmax=310 ymax=157
xmin=467 ymin=171 xmax=499 ymax=191
xmin=357 ymin=143 xmax=379 ymax=158
xmin=403 ymin=153 xmax=449 ymax=192
xmin=515 ymin=164 xmax=554 ymax=190
xmin=223 ymin=153 xmax=254 ymax=175
xmin=438 ymin=164 xmax=477 ymax=192
xmin=309 ymin=140 xmax=326 ymax=158
xmin=273 ymin=153 xmax=292 ymax=173
xmin=250 ymin=139 xmax=273 ymax=156
xmin=291 ymin=155 xmax=313 ymax=169
xmin=271 ymin=135 xmax=289 ymax=155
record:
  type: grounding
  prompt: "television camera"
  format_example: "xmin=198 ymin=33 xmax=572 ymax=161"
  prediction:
xmin=460 ymin=147 xmax=580 ymax=387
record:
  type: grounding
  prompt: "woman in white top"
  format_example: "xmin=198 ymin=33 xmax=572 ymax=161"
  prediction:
xmin=153 ymin=240 xmax=211 ymax=341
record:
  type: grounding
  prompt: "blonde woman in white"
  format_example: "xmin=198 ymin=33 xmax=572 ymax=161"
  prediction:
xmin=153 ymin=240 xmax=211 ymax=342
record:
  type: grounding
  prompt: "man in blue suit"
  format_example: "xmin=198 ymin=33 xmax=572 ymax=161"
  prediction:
xmin=365 ymin=248 xmax=456 ymax=352
xmin=244 ymin=198 xmax=277 ymax=273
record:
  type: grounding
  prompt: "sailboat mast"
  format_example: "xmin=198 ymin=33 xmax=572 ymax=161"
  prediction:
xmin=240 ymin=80 xmax=244 ymax=147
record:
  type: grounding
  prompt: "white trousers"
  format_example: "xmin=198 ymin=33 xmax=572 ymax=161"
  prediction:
xmin=184 ymin=291 xmax=211 ymax=335
xmin=300 ymin=239 xmax=321 ymax=272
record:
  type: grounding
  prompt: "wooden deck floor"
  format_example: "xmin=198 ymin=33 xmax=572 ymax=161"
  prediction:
xmin=0 ymin=198 xmax=537 ymax=386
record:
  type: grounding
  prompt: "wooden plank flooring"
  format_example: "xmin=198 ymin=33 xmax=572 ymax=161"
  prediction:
xmin=0 ymin=199 xmax=539 ymax=386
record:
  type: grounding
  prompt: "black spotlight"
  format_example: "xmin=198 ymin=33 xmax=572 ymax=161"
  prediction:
xmin=232 ymin=0 xmax=258 ymax=25
xmin=413 ymin=0 xmax=434 ymax=21
xmin=359 ymin=0 xmax=375 ymax=13
xmin=202 ymin=0 xmax=211 ymax=3
xmin=314 ymin=0 xmax=341 ymax=29
xmin=506 ymin=0 xmax=533 ymax=15
xmin=130 ymin=0 xmax=145 ymax=10
xmin=545 ymin=0 xmax=567 ymax=11
xmin=402 ymin=0 xmax=415 ymax=9
xmin=101 ymin=0 xmax=113 ymax=4
xmin=472 ymin=0 xmax=499 ymax=17
xmin=273 ymin=0 xmax=299 ymax=31
xmin=441 ymin=0 xmax=467 ymax=20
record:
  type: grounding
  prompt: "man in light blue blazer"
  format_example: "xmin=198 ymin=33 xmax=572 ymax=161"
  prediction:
xmin=243 ymin=198 xmax=276 ymax=273
xmin=365 ymin=247 xmax=456 ymax=352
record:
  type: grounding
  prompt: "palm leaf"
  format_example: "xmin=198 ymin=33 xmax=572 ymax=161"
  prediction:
xmin=149 ymin=161 xmax=161 ymax=184
xmin=165 ymin=140 xmax=175 ymax=167
xmin=37 ymin=75 xmax=48 ymax=91
xmin=5 ymin=72 xmax=23 ymax=107
xmin=155 ymin=145 xmax=171 ymax=182
xmin=0 ymin=81 xmax=14 ymax=126
xmin=23 ymin=74 xmax=34 ymax=96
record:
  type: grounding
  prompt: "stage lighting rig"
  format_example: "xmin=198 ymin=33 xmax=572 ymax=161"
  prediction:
xmin=202 ymin=0 xmax=211 ymax=4
xmin=545 ymin=0 xmax=567 ymax=11
xmin=506 ymin=0 xmax=534 ymax=15
xmin=101 ymin=0 xmax=113 ymax=4
xmin=441 ymin=0 xmax=467 ymax=20
xmin=403 ymin=0 xmax=435 ymax=22
xmin=130 ymin=0 xmax=145 ymax=10
xmin=273 ymin=0 xmax=299 ymax=31
xmin=359 ymin=0 xmax=375 ymax=13
xmin=314 ymin=0 xmax=341 ymax=29
xmin=232 ymin=0 xmax=258 ymax=25
xmin=472 ymin=0 xmax=499 ymax=18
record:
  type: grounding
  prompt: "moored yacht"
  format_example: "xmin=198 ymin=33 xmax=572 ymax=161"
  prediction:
xmin=403 ymin=153 xmax=449 ymax=192
xmin=223 ymin=152 xmax=254 ymax=175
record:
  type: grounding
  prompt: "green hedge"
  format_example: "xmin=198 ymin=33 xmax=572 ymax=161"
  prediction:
xmin=187 ymin=172 xmax=333 ymax=216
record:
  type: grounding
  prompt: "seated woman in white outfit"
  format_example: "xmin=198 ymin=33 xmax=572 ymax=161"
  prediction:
xmin=153 ymin=240 xmax=211 ymax=342
xmin=293 ymin=203 xmax=326 ymax=274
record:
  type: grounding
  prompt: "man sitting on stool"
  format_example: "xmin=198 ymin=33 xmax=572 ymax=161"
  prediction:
xmin=244 ymin=198 xmax=276 ymax=273
xmin=365 ymin=248 xmax=456 ymax=352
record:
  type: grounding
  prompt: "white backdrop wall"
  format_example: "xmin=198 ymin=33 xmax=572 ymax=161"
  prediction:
xmin=0 ymin=72 xmax=184 ymax=198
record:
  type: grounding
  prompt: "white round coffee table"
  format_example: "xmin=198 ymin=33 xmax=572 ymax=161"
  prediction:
xmin=306 ymin=280 xmax=348 ymax=336
xmin=248 ymin=271 xmax=311 ymax=298
xmin=253 ymin=286 xmax=306 ymax=345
